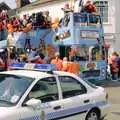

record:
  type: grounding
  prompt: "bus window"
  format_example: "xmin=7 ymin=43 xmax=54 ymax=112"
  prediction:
xmin=75 ymin=46 xmax=89 ymax=61
xmin=73 ymin=13 xmax=101 ymax=26
xmin=88 ymin=14 xmax=101 ymax=26
xmin=74 ymin=13 xmax=87 ymax=24
xmin=91 ymin=46 xmax=102 ymax=61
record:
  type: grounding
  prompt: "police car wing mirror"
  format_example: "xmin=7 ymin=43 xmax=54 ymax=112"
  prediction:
xmin=26 ymin=98 xmax=41 ymax=110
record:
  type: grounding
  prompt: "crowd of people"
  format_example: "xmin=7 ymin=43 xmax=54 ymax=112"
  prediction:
xmin=0 ymin=46 xmax=80 ymax=75
xmin=1 ymin=43 xmax=120 ymax=80
xmin=0 ymin=0 xmax=99 ymax=76
xmin=0 ymin=10 xmax=52 ymax=33
xmin=0 ymin=0 xmax=98 ymax=34
xmin=0 ymin=8 xmax=51 ymax=41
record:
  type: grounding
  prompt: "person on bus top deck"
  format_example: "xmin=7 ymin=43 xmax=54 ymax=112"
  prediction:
xmin=61 ymin=3 xmax=73 ymax=14
xmin=60 ymin=3 xmax=73 ymax=27
xmin=44 ymin=10 xmax=52 ymax=28
xmin=81 ymin=0 xmax=97 ymax=14
xmin=81 ymin=0 xmax=98 ymax=24
xmin=51 ymin=52 xmax=63 ymax=71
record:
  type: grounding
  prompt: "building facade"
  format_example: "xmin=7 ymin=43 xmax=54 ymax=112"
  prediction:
xmin=96 ymin=0 xmax=120 ymax=55
xmin=17 ymin=0 xmax=69 ymax=19
xmin=17 ymin=0 xmax=120 ymax=55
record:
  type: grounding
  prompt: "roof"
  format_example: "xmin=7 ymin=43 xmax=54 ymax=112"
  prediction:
xmin=0 ymin=2 xmax=11 ymax=10
xmin=0 ymin=0 xmax=16 ymax=9
xmin=1 ymin=70 xmax=53 ymax=79
xmin=17 ymin=0 xmax=65 ymax=12
xmin=30 ymin=0 xmax=59 ymax=6
xmin=0 ymin=69 xmax=78 ymax=79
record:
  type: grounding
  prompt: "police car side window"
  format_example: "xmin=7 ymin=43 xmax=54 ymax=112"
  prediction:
xmin=59 ymin=76 xmax=87 ymax=99
xmin=29 ymin=77 xmax=58 ymax=103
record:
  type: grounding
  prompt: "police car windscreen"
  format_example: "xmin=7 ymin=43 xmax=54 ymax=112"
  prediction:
xmin=0 ymin=74 xmax=33 ymax=106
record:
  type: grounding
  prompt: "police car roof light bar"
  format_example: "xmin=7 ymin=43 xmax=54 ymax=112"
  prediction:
xmin=9 ymin=63 xmax=56 ymax=72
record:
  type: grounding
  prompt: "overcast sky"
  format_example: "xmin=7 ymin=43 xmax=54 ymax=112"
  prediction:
xmin=0 ymin=0 xmax=16 ymax=9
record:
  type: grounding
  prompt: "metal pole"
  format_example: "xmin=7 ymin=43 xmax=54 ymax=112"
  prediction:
xmin=6 ymin=32 xmax=11 ymax=71
xmin=89 ymin=46 xmax=94 ymax=63
xmin=7 ymin=33 xmax=11 ymax=62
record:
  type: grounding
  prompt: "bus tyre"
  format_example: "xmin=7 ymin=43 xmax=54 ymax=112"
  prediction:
xmin=86 ymin=109 xmax=100 ymax=120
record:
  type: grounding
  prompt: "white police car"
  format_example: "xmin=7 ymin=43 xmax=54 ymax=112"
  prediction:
xmin=0 ymin=63 xmax=109 ymax=120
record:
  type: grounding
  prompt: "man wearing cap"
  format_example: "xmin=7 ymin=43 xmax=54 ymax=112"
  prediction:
xmin=60 ymin=3 xmax=73 ymax=27
xmin=51 ymin=52 xmax=63 ymax=71
xmin=61 ymin=4 xmax=73 ymax=14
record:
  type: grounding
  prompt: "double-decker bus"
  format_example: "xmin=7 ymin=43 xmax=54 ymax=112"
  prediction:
xmin=53 ymin=12 xmax=107 ymax=82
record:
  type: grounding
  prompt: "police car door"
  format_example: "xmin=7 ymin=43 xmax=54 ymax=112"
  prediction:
xmin=19 ymin=76 xmax=63 ymax=120
xmin=57 ymin=76 xmax=89 ymax=120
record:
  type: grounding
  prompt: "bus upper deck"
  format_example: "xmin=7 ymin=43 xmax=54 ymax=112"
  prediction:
xmin=0 ymin=12 xmax=104 ymax=48
xmin=54 ymin=12 xmax=104 ymax=46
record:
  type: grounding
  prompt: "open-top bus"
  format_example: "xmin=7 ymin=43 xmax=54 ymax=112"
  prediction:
xmin=53 ymin=12 xmax=107 ymax=82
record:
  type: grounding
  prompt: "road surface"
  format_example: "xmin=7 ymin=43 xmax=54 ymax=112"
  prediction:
xmin=102 ymin=81 xmax=120 ymax=120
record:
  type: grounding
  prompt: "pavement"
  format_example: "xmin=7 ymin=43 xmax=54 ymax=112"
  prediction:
xmin=101 ymin=81 xmax=120 ymax=120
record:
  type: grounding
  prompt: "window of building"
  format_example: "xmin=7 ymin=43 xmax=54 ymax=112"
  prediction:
xmin=94 ymin=1 xmax=108 ymax=23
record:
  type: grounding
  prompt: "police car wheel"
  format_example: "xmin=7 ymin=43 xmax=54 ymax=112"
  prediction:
xmin=86 ymin=110 xmax=100 ymax=120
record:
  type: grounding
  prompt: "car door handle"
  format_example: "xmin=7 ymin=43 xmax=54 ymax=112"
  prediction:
xmin=53 ymin=105 xmax=61 ymax=110
xmin=84 ymin=99 xmax=90 ymax=103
